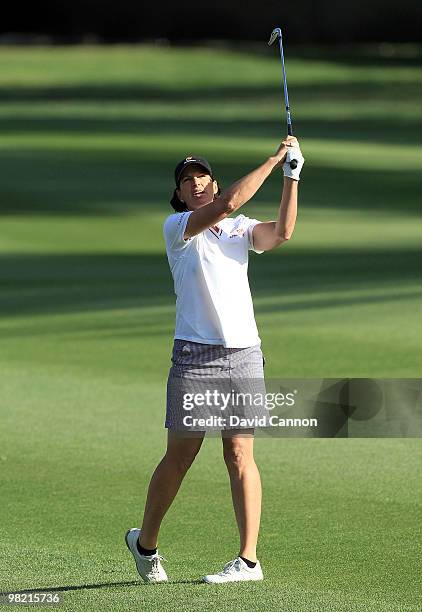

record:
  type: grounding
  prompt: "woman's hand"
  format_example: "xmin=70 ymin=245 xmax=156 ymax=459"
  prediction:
xmin=273 ymin=136 xmax=301 ymax=167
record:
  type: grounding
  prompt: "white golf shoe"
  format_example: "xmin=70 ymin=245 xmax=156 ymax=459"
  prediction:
xmin=125 ymin=528 xmax=168 ymax=583
xmin=202 ymin=557 xmax=263 ymax=583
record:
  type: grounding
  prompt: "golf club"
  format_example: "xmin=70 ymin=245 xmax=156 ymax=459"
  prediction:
xmin=268 ymin=27 xmax=298 ymax=169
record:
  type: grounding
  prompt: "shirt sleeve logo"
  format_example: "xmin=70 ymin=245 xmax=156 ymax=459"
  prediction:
xmin=229 ymin=228 xmax=246 ymax=237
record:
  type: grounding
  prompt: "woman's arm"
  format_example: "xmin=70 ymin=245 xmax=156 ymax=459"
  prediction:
xmin=252 ymin=136 xmax=303 ymax=251
xmin=252 ymin=177 xmax=298 ymax=251
xmin=184 ymin=143 xmax=289 ymax=239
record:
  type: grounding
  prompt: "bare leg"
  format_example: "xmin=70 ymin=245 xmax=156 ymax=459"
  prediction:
xmin=139 ymin=432 xmax=204 ymax=549
xmin=222 ymin=432 xmax=261 ymax=562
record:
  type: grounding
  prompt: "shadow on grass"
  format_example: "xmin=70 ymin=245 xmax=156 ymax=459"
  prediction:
xmin=0 ymin=81 xmax=421 ymax=103
xmin=1 ymin=71 xmax=421 ymax=217
xmin=0 ymin=150 xmax=421 ymax=217
xmin=0 ymin=249 xmax=421 ymax=324
xmin=0 ymin=579 xmax=203 ymax=595
xmin=0 ymin=253 xmax=173 ymax=317
xmin=1 ymin=115 xmax=422 ymax=146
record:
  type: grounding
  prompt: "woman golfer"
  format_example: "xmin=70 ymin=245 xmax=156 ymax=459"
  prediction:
xmin=126 ymin=136 xmax=304 ymax=583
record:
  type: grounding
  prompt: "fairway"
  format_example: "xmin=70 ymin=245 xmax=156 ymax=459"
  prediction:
xmin=0 ymin=45 xmax=421 ymax=611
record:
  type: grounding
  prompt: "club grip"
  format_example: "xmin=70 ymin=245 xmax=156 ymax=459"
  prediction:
xmin=287 ymin=122 xmax=297 ymax=167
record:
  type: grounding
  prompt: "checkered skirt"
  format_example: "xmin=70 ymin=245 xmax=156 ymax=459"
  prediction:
xmin=165 ymin=339 xmax=267 ymax=431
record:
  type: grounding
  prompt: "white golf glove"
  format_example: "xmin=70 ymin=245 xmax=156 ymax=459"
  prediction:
xmin=283 ymin=146 xmax=305 ymax=181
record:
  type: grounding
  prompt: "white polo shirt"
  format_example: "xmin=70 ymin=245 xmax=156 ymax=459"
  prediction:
xmin=163 ymin=211 xmax=263 ymax=348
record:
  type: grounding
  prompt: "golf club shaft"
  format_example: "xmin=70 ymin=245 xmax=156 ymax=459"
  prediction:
xmin=274 ymin=30 xmax=298 ymax=169
xmin=278 ymin=35 xmax=292 ymax=130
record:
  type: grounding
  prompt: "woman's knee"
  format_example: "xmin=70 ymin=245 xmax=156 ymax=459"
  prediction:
xmin=165 ymin=436 xmax=203 ymax=474
xmin=223 ymin=440 xmax=254 ymax=472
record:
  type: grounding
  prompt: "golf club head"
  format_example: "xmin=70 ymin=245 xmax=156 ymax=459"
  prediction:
xmin=268 ymin=28 xmax=282 ymax=46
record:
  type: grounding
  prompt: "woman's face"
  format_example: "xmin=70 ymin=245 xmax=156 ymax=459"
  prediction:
xmin=177 ymin=165 xmax=218 ymax=211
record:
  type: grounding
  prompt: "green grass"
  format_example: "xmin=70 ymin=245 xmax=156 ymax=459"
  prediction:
xmin=0 ymin=44 xmax=421 ymax=611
